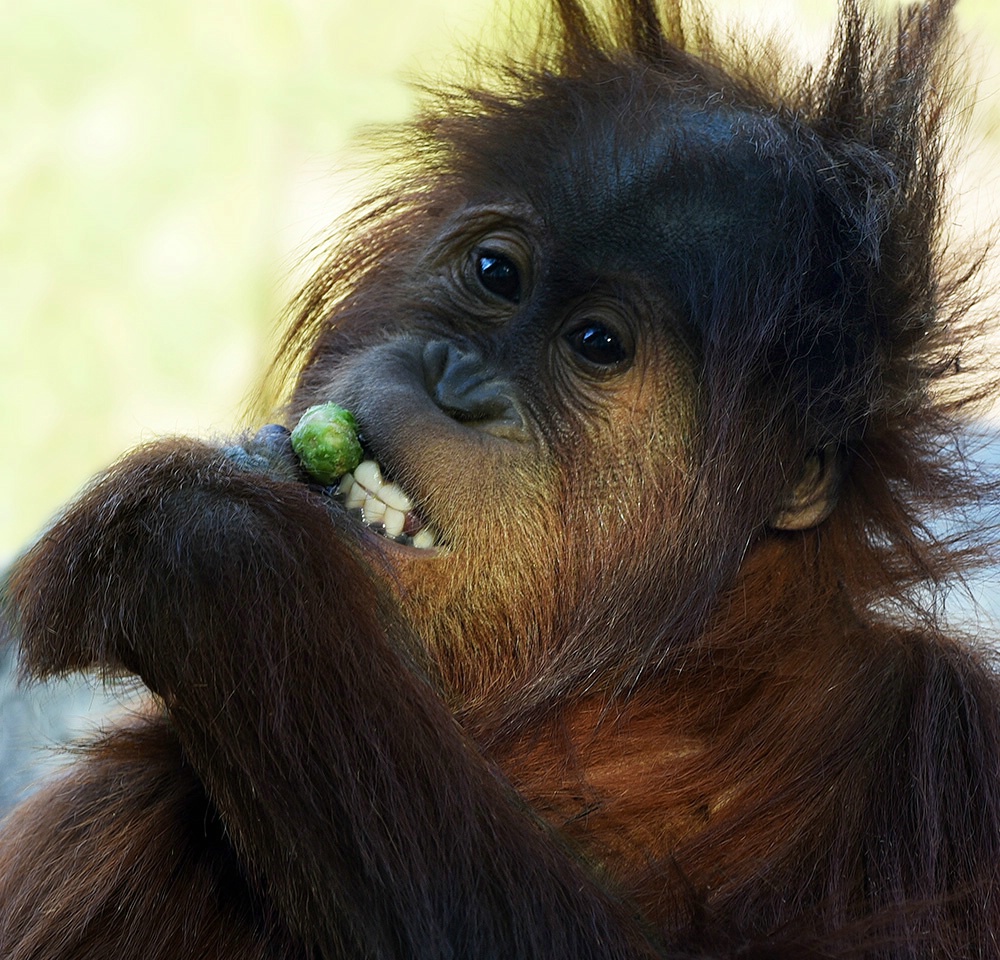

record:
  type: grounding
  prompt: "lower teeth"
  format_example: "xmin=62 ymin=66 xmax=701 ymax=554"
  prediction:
xmin=345 ymin=508 xmax=434 ymax=548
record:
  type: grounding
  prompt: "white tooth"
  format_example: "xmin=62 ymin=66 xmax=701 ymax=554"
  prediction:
xmin=362 ymin=495 xmax=386 ymax=523
xmin=382 ymin=507 xmax=405 ymax=538
xmin=378 ymin=483 xmax=412 ymax=512
xmin=337 ymin=472 xmax=354 ymax=496
xmin=353 ymin=460 xmax=383 ymax=494
xmin=345 ymin=481 xmax=366 ymax=510
xmin=412 ymin=528 xmax=437 ymax=549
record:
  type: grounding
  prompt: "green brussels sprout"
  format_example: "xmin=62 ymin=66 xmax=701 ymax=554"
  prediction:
xmin=290 ymin=403 xmax=363 ymax=484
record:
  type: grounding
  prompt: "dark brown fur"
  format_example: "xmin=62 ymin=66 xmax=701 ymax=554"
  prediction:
xmin=3 ymin=1 xmax=1000 ymax=957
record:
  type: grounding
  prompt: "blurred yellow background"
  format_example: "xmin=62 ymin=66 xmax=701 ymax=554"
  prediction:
xmin=2 ymin=0 xmax=999 ymax=560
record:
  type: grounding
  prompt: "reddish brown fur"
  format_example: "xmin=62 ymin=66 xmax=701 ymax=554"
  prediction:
xmin=3 ymin=0 xmax=1000 ymax=957
xmin=0 ymin=720 xmax=290 ymax=959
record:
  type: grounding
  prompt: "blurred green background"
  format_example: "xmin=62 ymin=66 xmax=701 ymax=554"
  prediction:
xmin=2 ymin=0 xmax=999 ymax=560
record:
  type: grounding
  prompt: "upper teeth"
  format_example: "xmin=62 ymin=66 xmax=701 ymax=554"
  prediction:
xmin=337 ymin=459 xmax=438 ymax=549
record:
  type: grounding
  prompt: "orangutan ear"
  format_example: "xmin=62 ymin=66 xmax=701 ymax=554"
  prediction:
xmin=769 ymin=445 xmax=844 ymax=531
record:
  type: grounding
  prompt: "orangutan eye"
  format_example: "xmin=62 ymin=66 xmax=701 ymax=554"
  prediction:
xmin=475 ymin=249 xmax=521 ymax=303
xmin=566 ymin=322 xmax=631 ymax=367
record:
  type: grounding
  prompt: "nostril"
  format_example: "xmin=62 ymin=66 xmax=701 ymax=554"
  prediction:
xmin=435 ymin=381 xmax=521 ymax=428
xmin=434 ymin=369 xmax=522 ymax=428
xmin=421 ymin=340 xmax=451 ymax=387
xmin=422 ymin=339 xmax=525 ymax=436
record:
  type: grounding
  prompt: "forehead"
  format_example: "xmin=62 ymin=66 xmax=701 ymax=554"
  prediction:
xmin=529 ymin=104 xmax=815 ymax=282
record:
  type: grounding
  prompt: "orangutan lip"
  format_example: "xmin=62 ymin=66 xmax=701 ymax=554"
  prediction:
xmin=335 ymin=458 xmax=439 ymax=549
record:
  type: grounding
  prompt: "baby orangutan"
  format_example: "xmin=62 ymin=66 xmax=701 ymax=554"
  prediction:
xmin=3 ymin=0 xmax=1000 ymax=957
